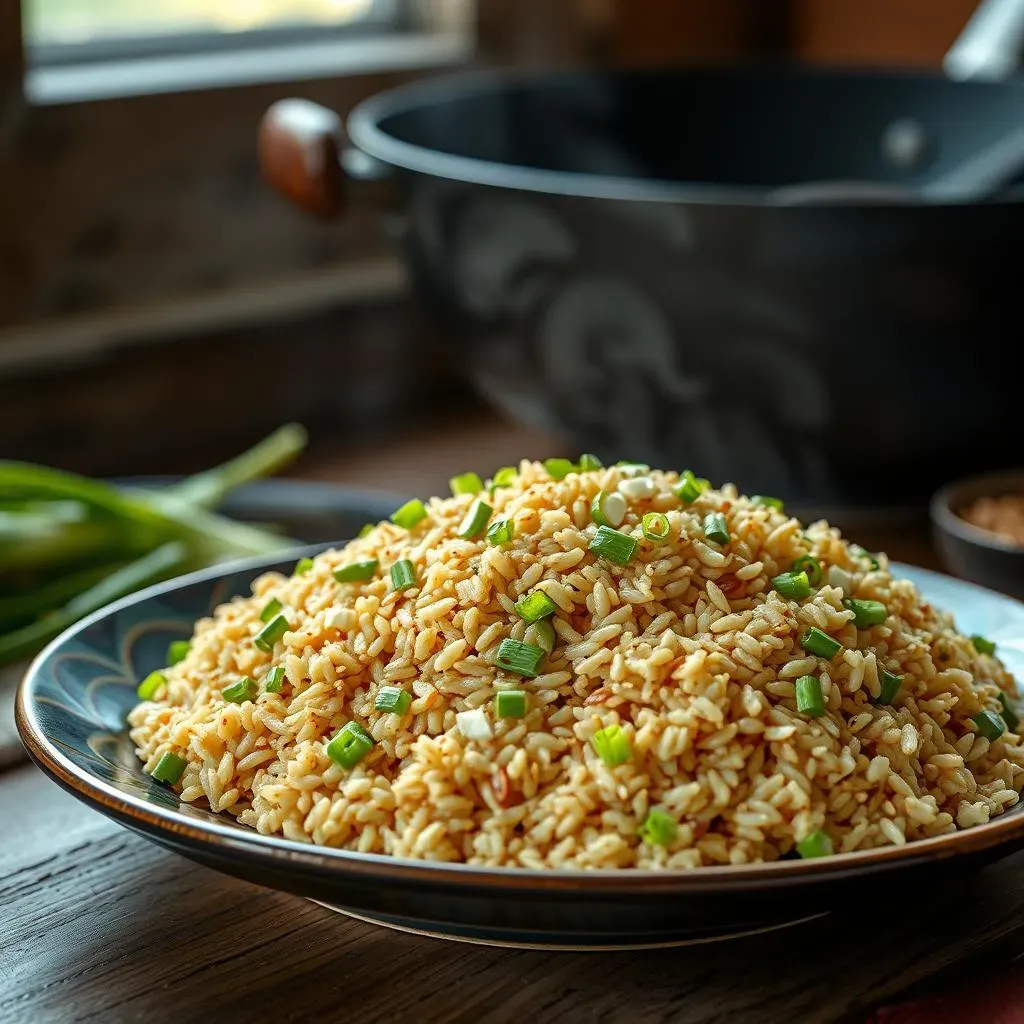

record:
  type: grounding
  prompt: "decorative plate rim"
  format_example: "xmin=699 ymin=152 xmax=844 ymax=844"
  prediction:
xmin=16 ymin=553 xmax=1024 ymax=895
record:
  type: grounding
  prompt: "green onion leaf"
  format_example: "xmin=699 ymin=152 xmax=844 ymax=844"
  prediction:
xmin=375 ymin=685 xmax=412 ymax=715
xmin=791 ymin=555 xmax=822 ymax=587
xmin=260 ymin=597 xmax=283 ymax=622
xmin=495 ymin=638 xmax=545 ymax=678
xmin=390 ymin=559 xmax=417 ymax=593
xmin=591 ymin=724 xmax=631 ymax=766
xmin=390 ymin=498 xmax=427 ymax=530
xmin=458 ymin=498 xmax=493 ymax=539
xmin=589 ymin=525 xmax=638 ymax=566
xmin=772 ymin=570 xmax=811 ymax=601
xmin=751 ymin=495 xmax=785 ymax=511
xmin=999 ymin=692 xmax=1020 ymax=733
xmin=151 ymin=751 xmax=188 ymax=785
xmin=255 ymin=613 xmax=289 ymax=652
xmin=850 ymin=544 xmax=880 ymax=570
xmin=591 ymin=490 xmax=627 ymax=528
xmin=641 ymin=511 xmax=671 ymax=543
xmin=675 ymin=470 xmax=709 ymax=504
xmin=326 ymin=721 xmax=375 ymax=769
xmin=544 ymin=458 xmax=577 ymax=481
xmin=844 ymin=598 xmax=887 ymax=628
xmin=223 ymin=676 xmax=258 ymax=704
xmin=137 ymin=670 xmax=167 ymax=700
xmin=265 ymin=665 xmax=286 ymax=693
xmin=530 ymin=619 xmax=556 ymax=654
xmin=489 ymin=466 xmax=517 ymax=493
xmin=702 ymin=512 xmax=729 ymax=546
xmin=449 ymin=471 xmax=484 ymax=496
xmin=487 ymin=517 xmax=515 ymax=546
xmin=639 ymin=809 xmax=677 ymax=847
xmin=796 ymin=829 xmax=833 ymax=859
xmin=167 ymin=640 xmax=191 ymax=666
xmin=874 ymin=668 xmax=904 ymax=705
xmin=514 ymin=590 xmax=557 ymax=623
xmin=357 ymin=523 xmax=374 ymax=539
xmin=801 ymin=627 xmax=842 ymax=659
xmin=973 ymin=709 xmax=1006 ymax=741
xmin=971 ymin=635 xmax=997 ymax=656
xmin=795 ymin=675 xmax=827 ymax=717
xmin=293 ymin=557 xmax=314 ymax=576
xmin=495 ymin=689 xmax=528 ymax=718
xmin=578 ymin=453 xmax=603 ymax=471
xmin=332 ymin=559 xmax=379 ymax=583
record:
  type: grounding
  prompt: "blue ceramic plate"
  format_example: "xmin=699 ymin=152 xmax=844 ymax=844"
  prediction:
xmin=17 ymin=527 xmax=1024 ymax=949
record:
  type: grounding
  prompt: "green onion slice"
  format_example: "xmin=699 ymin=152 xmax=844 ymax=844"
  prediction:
xmin=589 ymin=525 xmax=638 ymax=566
xmin=495 ymin=689 xmax=528 ymax=718
xmin=591 ymin=724 xmax=631 ymax=766
xmin=973 ymin=709 xmax=1006 ymax=741
xmin=578 ymin=453 xmax=603 ymax=471
xmin=486 ymin=517 xmax=514 ymax=546
xmin=495 ymin=638 xmax=545 ymax=678
xmin=223 ymin=676 xmax=258 ymax=704
xmin=999 ymin=692 xmax=1020 ymax=733
xmin=326 ymin=721 xmax=375 ymax=769
xmin=639 ymin=809 xmax=677 ymax=847
xmin=357 ymin=523 xmax=374 ymax=539
xmin=530 ymin=619 xmax=556 ymax=654
xmin=151 ymin=751 xmax=188 ymax=785
xmin=514 ymin=590 xmax=557 ymax=623
xmin=265 ymin=665 xmax=286 ymax=693
xmin=641 ymin=511 xmax=671 ymax=543
xmin=772 ymin=570 xmax=811 ymax=601
xmin=449 ymin=471 xmax=483 ymax=496
xmin=796 ymin=829 xmax=833 ymax=858
xmin=167 ymin=640 xmax=191 ymax=666
xmin=260 ymin=597 xmax=283 ymax=622
xmin=332 ymin=560 xmax=379 ymax=583
xmin=795 ymin=675 xmax=827 ymax=717
xmin=255 ymin=613 xmax=289 ymax=652
xmin=390 ymin=498 xmax=427 ymax=530
xmin=751 ymin=495 xmax=785 ymax=511
xmin=791 ymin=555 xmax=822 ymax=587
xmin=874 ymin=668 xmax=904 ymax=705
xmin=971 ymin=635 xmax=997 ymax=656
xmin=293 ymin=557 xmax=314 ymax=576
xmin=844 ymin=598 xmax=887 ymax=628
xmin=544 ymin=458 xmax=577 ymax=481
xmin=375 ymin=685 xmax=411 ymax=715
xmin=801 ymin=627 xmax=842 ymax=659
xmin=591 ymin=490 xmax=627 ymax=528
xmin=137 ymin=670 xmax=167 ymax=700
xmin=390 ymin=559 xmax=417 ymax=593
xmin=458 ymin=498 xmax=493 ymax=539
xmin=675 ymin=470 xmax=709 ymax=504
xmin=702 ymin=512 xmax=729 ymax=546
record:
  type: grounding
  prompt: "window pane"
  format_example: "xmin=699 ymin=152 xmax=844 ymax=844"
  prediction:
xmin=25 ymin=0 xmax=383 ymax=46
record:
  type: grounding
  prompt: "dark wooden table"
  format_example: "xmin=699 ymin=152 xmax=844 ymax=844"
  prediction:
xmin=3 ymin=417 xmax=1018 ymax=1024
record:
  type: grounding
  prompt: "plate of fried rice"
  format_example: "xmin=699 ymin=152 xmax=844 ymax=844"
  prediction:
xmin=18 ymin=460 xmax=1024 ymax=948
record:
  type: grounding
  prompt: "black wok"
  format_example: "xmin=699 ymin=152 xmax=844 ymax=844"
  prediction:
xmin=259 ymin=2 xmax=1024 ymax=511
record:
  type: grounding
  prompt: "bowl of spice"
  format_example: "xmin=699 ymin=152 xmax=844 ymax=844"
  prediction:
xmin=931 ymin=471 xmax=1024 ymax=598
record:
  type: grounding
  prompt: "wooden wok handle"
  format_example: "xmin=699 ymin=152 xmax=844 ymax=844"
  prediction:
xmin=258 ymin=99 xmax=346 ymax=219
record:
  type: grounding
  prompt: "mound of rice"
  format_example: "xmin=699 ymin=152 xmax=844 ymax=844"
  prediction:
xmin=129 ymin=461 xmax=1024 ymax=868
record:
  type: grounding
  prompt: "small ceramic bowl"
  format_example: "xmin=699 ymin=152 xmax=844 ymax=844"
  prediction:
xmin=931 ymin=471 xmax=1024 ymax=600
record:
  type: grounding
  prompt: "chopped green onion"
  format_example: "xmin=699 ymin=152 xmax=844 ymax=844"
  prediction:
xmin=591 ymin=490 xmax=627 ymax=528
xmin=874 ymin=668 xmax=904 ymax=705
xmin=357 ymin=523 xmax=374 ymax=539
xmin=844 ymin=598 xmax=887 ymax=628
xmin=495 ymin=638 xmax=545 ymax=678
xmin=260 ymin=597 xmax=283 ymax=622
xmin=487 ymin=517 xmax=515 ymax=546
xmin=589 ymin=525 xmax=638 ymax=566
xmin=449 ymin=471 xmax=483 ymax=496
xmin=530 ymin=619 xmax=556 ymax=654
xmin=999 ymin=692 xmax=1020 ymax=733
xmin=458 ymin=498 xmax=493 ymax=539
xmin=167 ymin=640 xmax=191 ymax=666
xmin=390 ymin=559 xmax=417 ymax=593
xmin=293 ymin=557 xmax=314 ymax=576
xmin=973 ymin=709 xmax=1006 ymax=741
xmin=265 ymin=665 xmax=286 ymax=693
xmin=137 ymin=670 xmax=166 ymax=700
xmin=514 ymin=590 xmax=557 ymax=623
xmin=796 ymin=829 xmax=833 ymax=859
xmin=641 ymin=511 xmax=671 ymax=543
xmin=791 ymin=555 xmax=822 ymax=587
xmin=495 ymin=689 xmax=528 ymax=718
xmin=639 ymin=809 xmax=677 ymax=847
xmin=591 ymin=724 xmax=631 ymax=766
xmin=151 ymin=751 xmax=188 ymax=785
xmin=255 ymin=613 xmax=289 ymax=652
xmin=332 ymin=559 xmax=378 ymax=583
xmin=702 ymin=512 xmax=729 ymax=546
xmin=801 ymin=627 xmax=842 ymax=659
xmin=971 ymin=635 xmax=997 ymax=656
xmin=375 ymin=685 xmax=412 ymax=715
xmin=223 ymin=676 xmax=258 ymax=704
xmin=544 ymin=458 xmax=576 ymax=481
xmin=675 ymin=470 xmax=709 ymax=503
xmin=489 ymin=466 xmax=517 ymax=493
xmin=326 ymin=721 xmax=375 ymax=769
xmin=795 ymin=675 xmax=827 ymax=717
xmin=751 ymin=495 xmax=785 ymax=511
xmin=578 ymin=453 xmax=603 ymax=471
xmin=850 ymin=544 xmax=880 ymax=570
xmin=390 ymin=498 xmax=427 ymax=530
xmin=772 ymin=570 xmax=811 ymax=601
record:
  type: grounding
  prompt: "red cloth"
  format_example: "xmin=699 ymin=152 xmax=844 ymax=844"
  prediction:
xmin=868 ymin=972 xmax=1024 ymax=1024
